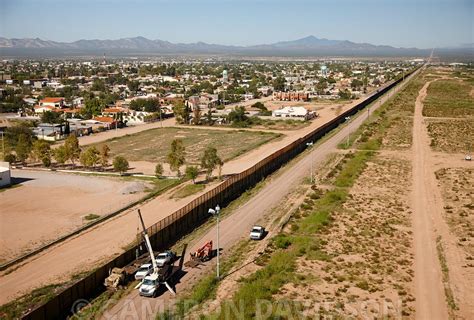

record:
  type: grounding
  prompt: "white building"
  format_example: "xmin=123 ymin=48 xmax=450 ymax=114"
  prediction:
xmin=0 ymin=161 xmax=11 ymax=188
xmin=272 ymin=106 xmax=316 ymax=120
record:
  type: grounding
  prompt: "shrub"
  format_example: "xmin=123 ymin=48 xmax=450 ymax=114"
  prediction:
xmin=273 ymin=235 xmax=292 ymax=249
xmin=4 ymin=153 xmax=16 ymax=164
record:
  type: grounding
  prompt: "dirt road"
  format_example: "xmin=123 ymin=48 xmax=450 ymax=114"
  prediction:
xmin=412 ymin=78 xmax=474 ymax=319
xmin=411 ymin=80 xmax=449 ymax=319
xmin=102 ymin=73 xmax=420 ymax=320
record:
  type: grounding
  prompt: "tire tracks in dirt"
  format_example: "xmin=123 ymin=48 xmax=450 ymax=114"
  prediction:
xmin=412 ymin=78 xmax=474 ymax=319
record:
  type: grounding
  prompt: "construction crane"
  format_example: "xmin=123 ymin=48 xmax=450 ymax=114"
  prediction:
xmin=136 ymin=209 xmax=176 ymax=296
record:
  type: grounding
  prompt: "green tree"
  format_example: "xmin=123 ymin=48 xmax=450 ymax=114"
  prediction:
xmin=81 ymin=98 xmax=103 ymax=119
xmin=80 ymin=146 xmax=100 ymax=169
xmin=338 ymin=89 xmax=352 ymax=100
xmin=127 ymin=80 xmax=140 ymax=92
xmin=167 ymin=139 xmax=186 ymax=176
xmin=130 ymin=98 xmax=160 ymax=113
xmin=91 ymin=79 xmax=106 ymax=91
xmin=185 ymin=165 xmax=199 ymax=184
xmin=272 ymin=76 xmax=286 ymax=91
xmin=54 ymin=145 xmax=68 ymax=166
xmin=200 ymin=146 xmax=223 ymax=180
xmin=100 ymin=144 xmax=110 ymax=168
xmin=193 ymin=106 xmax=201 ymax=125
xmin=227 ymin=106 xmax=249 ymax=127
xmin=40 ymin=111 xmax=62 ymax=124
xmin=155 ymin=163 xmax=164 ymax=178
xmin=64 ymin=135 xmax=81 ymax=167
xmin=173 ymin=101 xmax=191 ymax=124
xmin=32 ymin=140 xmax=52 ymax=167
xmin=206 ymin=108 xmax=213 ymax=125
xmin=113 ymin=156 xmax=129 ymax=175
xmin=16 ymin=134 xmax=32 ymax=163
xmin=4 ymin=153 xmax=16 ymax=164
xmin=4 ymin=124 xmax=34 ymax=154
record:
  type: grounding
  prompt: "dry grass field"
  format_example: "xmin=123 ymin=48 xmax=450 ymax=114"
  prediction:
xmin=427 ymin=119 xmax=474 ymax=153
xmin=423 ymin=79 xmax=473 ymax=118
xmin=435 ymin=167 xmax=474 ymax=257
xmin=92 ymin=127 xmax=280 ymax=164
xmin=275 ymin=156 xmax=414 ymax=319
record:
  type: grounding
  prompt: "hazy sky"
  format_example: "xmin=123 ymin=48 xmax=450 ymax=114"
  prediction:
xmin=0 ymin=0 xmax=472 ymax=48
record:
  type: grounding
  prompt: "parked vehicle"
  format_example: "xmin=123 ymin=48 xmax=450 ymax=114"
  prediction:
xmin=134 ymin=263 xmax=153 ymax=280
xmin=139 ymin=273 xmax=160 ymax=297
xmin=250 ymin=225 xmax=266 ymax=240
xmin=155 ymin=251 xmax=176 ymax=267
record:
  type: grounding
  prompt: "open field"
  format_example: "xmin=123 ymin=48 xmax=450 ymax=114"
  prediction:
xmin=92 ymin=127 xmax=280 ymax=165
xmin=435 ymin=167 xmax=474 ymax=257
xmin=273 ymin=155 xmax=414 ymax=319
xmin=427 ymin=119 xmax=474 ymax=153
xmin=423 ymin=79 xmax=474 ymax=118
xmin=0 ymin=170 xmax=150 ymax=264
xmin=245 ymin=118 xmax=310 ymax=130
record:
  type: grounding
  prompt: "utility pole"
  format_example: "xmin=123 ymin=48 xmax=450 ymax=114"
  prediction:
xmin=159 ymin=105 xmax=163 ymax=128
xmin=306 ymin=142 xmax=314 ymax=183
xmin=209 ymin=205 xmax=221 ymax=279
xmin=0 ymin=132 xmax=4 ymax=156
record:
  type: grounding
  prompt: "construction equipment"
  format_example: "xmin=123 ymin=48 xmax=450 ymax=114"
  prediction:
xmin=191 ymin=240 xmax=213 ymax=262
xmin=185 ymin=240 xmax=213 ymax=268
xmin=136 ymin=209 xmax=185 ymax=297
xmin=104 ymin=267 xmax=126 ymax=291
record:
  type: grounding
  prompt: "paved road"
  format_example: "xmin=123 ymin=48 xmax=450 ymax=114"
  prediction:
xmin=102 ymin=71 xmax=421 ymax=320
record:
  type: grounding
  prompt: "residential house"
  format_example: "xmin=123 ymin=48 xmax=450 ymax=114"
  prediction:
xmin=33 ymin=123 xmax=66 ymax=141
xmin=39 ymin=97 xmax=65 ymax=108
xmin=90 ymin=116 xmax=117 ymax=130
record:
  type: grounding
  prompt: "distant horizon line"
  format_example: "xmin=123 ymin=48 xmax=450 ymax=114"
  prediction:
xmin=2 ymin=34 xmax=470 ymax=50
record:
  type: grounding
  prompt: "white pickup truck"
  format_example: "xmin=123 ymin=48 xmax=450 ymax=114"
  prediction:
xmin=250 ymin=225 xmax=266 ymax=240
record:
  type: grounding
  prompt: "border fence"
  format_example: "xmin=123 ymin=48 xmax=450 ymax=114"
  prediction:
xmin=22 ymin=69 xmax=416 ymax=320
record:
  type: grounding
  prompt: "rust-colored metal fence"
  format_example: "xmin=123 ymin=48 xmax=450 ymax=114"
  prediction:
xmin=22 ymin=70 xmax=415 ymax=320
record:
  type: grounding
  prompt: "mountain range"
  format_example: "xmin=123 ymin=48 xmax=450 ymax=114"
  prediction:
xmin=0 ymin=35 xmax=470 ymax=58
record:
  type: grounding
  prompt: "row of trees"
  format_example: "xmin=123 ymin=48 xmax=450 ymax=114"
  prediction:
xmin=154 ymin=139 xmax=223 ymax=183
xmin=3 ymin=131 xmax=130 ymax=174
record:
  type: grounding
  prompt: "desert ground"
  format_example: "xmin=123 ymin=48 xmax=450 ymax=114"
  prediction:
xmin=155 ymin=66 xmax=473 ymax=320
xmin=0 ymin=170 xmax=149 ymax=263
xmin=91 ymin=75 xmax=415 ymax=319
xmin=0 ymin=80 xmax=408 ymax=314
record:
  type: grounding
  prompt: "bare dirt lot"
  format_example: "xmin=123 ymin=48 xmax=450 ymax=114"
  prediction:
xmin=0 ymin=170 xmax=149 ymax=263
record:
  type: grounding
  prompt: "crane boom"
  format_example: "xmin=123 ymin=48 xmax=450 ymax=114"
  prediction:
xmin=138 ymin=209 xmax=158 ymax=273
